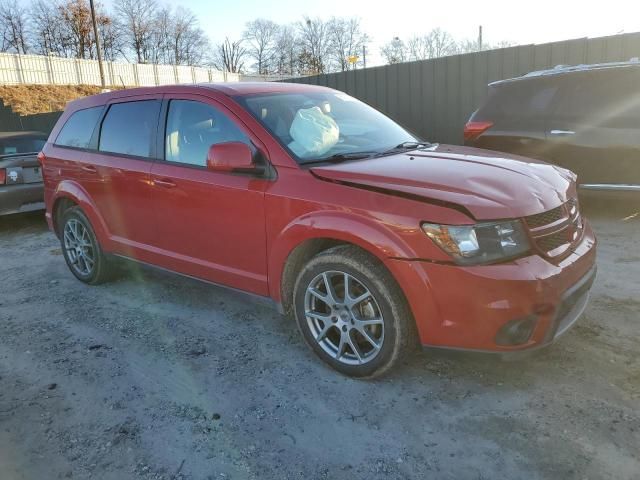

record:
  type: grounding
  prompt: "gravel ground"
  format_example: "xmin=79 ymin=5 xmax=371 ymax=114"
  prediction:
xmin=0 ymin=201 xmax=638 ymax=480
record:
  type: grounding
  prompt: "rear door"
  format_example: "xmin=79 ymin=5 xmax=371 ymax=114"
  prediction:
xmin=91 ymin=96 xmax=162 ymax=254
xmin=545 ymin=68 xmax=640 ymax=186
xmin=149 ymin=94 xmax=270 ymax=295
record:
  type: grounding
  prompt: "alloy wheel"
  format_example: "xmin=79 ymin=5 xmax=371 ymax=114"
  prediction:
xmin=304 ymin=270 xmax=384 ymax=365
xmin=63 ymin=218 xmax=95 ymax=277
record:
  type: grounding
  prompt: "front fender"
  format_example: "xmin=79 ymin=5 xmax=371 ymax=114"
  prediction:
xmin=50 ymin=180 xmax=112 ymax=250
xmin=268 ymin=210 xmax=421 ymax=303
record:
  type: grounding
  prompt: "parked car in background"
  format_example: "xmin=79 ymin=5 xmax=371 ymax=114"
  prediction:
xmin=465 ymin=60 xmax=640 ymax=194
xmin=0 ymin=131 xmax=47 ymax=216
xmin=42 ymin=83 xmax=596 ymax=378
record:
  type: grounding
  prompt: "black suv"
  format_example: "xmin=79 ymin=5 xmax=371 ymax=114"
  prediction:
xmin=465 ymin=60 xmax=640 ymax=194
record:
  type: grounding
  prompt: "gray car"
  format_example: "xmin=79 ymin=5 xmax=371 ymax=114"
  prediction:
xmin=0 ymin=131 xmax=47 ymax=216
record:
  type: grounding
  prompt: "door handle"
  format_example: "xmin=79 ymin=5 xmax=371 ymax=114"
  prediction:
xmin=81 ymin=165 xmax=97 ymax=173
xmin=153 ymin=178 xmax=177 ymax=188
xmin=549 ymin=129 xmax=575 ymax=136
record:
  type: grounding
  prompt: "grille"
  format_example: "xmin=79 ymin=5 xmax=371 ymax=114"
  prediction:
xmin=536 ymin=231 xmax=571 ymax=252
xmin=525 ymin=198 xmax=582 ymax=257
xmin=525 ymin=204 xmax=565 ymax=228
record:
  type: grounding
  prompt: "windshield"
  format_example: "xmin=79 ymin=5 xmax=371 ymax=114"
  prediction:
xmin=236 ymin=91 xmax=419 ymax=164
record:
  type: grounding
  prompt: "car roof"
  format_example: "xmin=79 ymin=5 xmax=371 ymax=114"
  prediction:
xmin=196 ymin=82 xmax=334 ymax=96
xmin=490 ymin=58 xmax=640 ymax=87
xmin=65 ymin=82 xmax=334 ymax=111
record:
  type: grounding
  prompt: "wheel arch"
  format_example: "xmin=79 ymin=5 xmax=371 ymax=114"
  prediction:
xmin=51 ymin=180 xmax=110 ymax=248
xmin=270 ymin=211 xmax=418 ymax=314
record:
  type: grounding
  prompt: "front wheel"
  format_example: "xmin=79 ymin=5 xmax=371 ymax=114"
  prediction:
xmin=292 ymin=245 xmax=415 ymax=378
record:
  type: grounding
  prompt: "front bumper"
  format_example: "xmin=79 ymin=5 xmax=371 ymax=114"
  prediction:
xmin=0 ymin=183 xmax=44 ymax=216
xmin=385 ymin=220 xmax=597 ymax=352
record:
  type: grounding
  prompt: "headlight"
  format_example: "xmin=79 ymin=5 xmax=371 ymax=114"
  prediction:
xmin=421 ymin=220 xmax=530 ymax=265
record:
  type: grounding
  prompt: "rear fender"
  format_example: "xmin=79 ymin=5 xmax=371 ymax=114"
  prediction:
xmin=51 ymin=180 xmax=112 ymax=250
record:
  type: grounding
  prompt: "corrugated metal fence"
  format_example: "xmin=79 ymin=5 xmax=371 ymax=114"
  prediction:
xmin=0 ymin=52 xmax=239 ymax=87
xmin=0 ymin=101 xmax=60 ymax=133
xmin=287 ymin=32 xmax=640 ymax=145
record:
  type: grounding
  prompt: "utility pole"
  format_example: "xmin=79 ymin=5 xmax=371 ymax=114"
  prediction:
xmin=362 ymin=45 xmax=366 ymax=69
xmin=89 ymin=0 xmax=106 ymax=89
xmin=478 ymin=25 xmax=483 ymax=51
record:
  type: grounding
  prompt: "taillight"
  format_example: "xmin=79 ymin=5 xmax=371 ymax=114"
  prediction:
xmin=0 ymin=168 xmax=5 ymax=185
xmin=37 ymin=151 xmax=46 ymax=166
xmin=464 ymin=121 xmax=493 ymax=142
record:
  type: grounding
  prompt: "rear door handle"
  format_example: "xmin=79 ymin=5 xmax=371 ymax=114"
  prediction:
xmin=153 ymin=178 xmax=177 ymax=188
xmin=81 ymin=165 xmax=97 ymax=173
xmin=549 ymin=129 xmax=575 ymax=136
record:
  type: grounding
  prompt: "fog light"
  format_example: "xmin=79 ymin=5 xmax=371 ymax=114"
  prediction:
xmin=495 ymin=315 xmax=537 ymax=346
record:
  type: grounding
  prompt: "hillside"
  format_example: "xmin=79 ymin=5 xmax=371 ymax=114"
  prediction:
xmin=0 ymin=85 xmax=122 ymax=115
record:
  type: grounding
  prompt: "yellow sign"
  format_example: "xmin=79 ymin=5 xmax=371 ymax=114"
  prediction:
xmin=348 ymin=55 xmax=359 ymax=64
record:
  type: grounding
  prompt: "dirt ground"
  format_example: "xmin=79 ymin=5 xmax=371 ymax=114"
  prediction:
xmin=0 ymin=201 xmax=638 ymax=480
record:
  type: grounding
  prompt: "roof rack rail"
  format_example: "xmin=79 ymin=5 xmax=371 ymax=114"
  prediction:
xmin=489 ymin=58 xmax=640 ymax=86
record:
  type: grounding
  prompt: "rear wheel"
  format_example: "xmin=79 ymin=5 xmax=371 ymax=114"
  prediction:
xmin=292 ymin=245 xmax=415 ymax=378
xmin=60 ymin=207 xmax=114 ymax=284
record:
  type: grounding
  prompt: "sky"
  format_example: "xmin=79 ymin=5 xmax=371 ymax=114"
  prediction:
xmin=108 ymin=0 xmax=640 ymax=66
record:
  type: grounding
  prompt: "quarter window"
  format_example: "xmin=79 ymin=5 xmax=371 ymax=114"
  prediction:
xmin=558 ymin=70 xmax=640 ymax=125
xmin=99 ymin=100 xmax=160 ymax=158
xmin=55 ymin=106 xmax=104 ymax=149
xmin=164 ymin=100 xmax=250 ymax=167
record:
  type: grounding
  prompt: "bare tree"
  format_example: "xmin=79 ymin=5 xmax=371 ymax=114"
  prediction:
xmin=244 ymin=18 xmax=278 ymax=74
xmin=148 ymin=5 xmax=171 ymax=63
xmin=114 ymin=0 xmax=157 ymax=63
xmin=457 ymin=38 xmax=515 ymax=54
xmin=327 ymin=17 xmax=367 ymax=71
xmin=407 ymin=28 xmax=457 ymax=60
xmin=297 ymin=17 xmax=329 ymax=74
xmin=456 ymin=38 xmax=481 ymax=54
xmin=0 ymin=0 xmax=30 ymax=53
xmin=380 ymin=37 xmax=407 ymax=64
xmin=168 ymin=7 xmax=208 ymax=65
xmin=97 ymin=13 xmax=123 ymax=61
xmin=58 ymin=0 xmax=91 ymax=58
xmin=211 ymin=37 xmax=246 ymax=73
xmin=273 ymin=24 xmax=298 ymax=75
xmin=30 ymin=0 xmax=71 ymax=56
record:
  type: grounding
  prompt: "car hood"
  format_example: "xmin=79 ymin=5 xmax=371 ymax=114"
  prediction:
xmin=310 ymin=144 xmax=577 ymax=220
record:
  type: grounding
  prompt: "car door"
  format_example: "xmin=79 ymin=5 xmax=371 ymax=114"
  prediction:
xmin=545 ymin=69 xmax=640 ymax=186
xmin=89 ymin=96 xmax=162 ymax=254
xmin=149 ymin=95 xmax=271 ymax=296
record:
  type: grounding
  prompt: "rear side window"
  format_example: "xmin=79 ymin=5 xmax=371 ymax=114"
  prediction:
xmin=99 ymin=100 xmax=160 ymax=158
xmin=555 ymin=69 xmax=640 ymax=125
xmin=485 ymin=80 xmax=559 ymax=118
xmin=55 ymin=106 xmax=104 ymax=148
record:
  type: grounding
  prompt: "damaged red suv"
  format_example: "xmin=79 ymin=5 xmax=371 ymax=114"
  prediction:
xmin=41 ymin=83 xmax=596 ymax=377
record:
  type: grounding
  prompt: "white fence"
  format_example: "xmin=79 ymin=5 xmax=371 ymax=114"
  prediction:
xmin=0 ymin=52 xmax=242 ymax=86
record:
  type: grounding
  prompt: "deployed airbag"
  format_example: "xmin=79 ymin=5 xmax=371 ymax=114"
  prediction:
xmin=288 ymin=106 xmax=339 ymax=158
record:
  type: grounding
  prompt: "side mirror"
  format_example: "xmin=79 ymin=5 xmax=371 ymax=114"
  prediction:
xmin=206 ymin=142 xmax=262 ymax=174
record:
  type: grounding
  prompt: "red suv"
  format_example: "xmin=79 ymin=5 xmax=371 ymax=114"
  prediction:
xmin=41 ymin=83 xmax=597 ymax=378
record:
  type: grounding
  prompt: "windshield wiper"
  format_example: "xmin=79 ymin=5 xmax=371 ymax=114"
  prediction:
xmin=386 ymin=141 xmax=433 ymax=152
xmin=302 ymin=151 xmax=378 ymax=165
xmin=370 ymin=141 xmax=435 ymax=158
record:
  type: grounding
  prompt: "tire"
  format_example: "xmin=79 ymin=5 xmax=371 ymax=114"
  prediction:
xmin=292 ymin=245 xmax=416 ymax=378
xmin=59 ymin=206 xmax=114 ymax=285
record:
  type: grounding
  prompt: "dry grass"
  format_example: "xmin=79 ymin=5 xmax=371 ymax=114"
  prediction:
xmin=0 ymin=85 xmax=124 ymax=115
